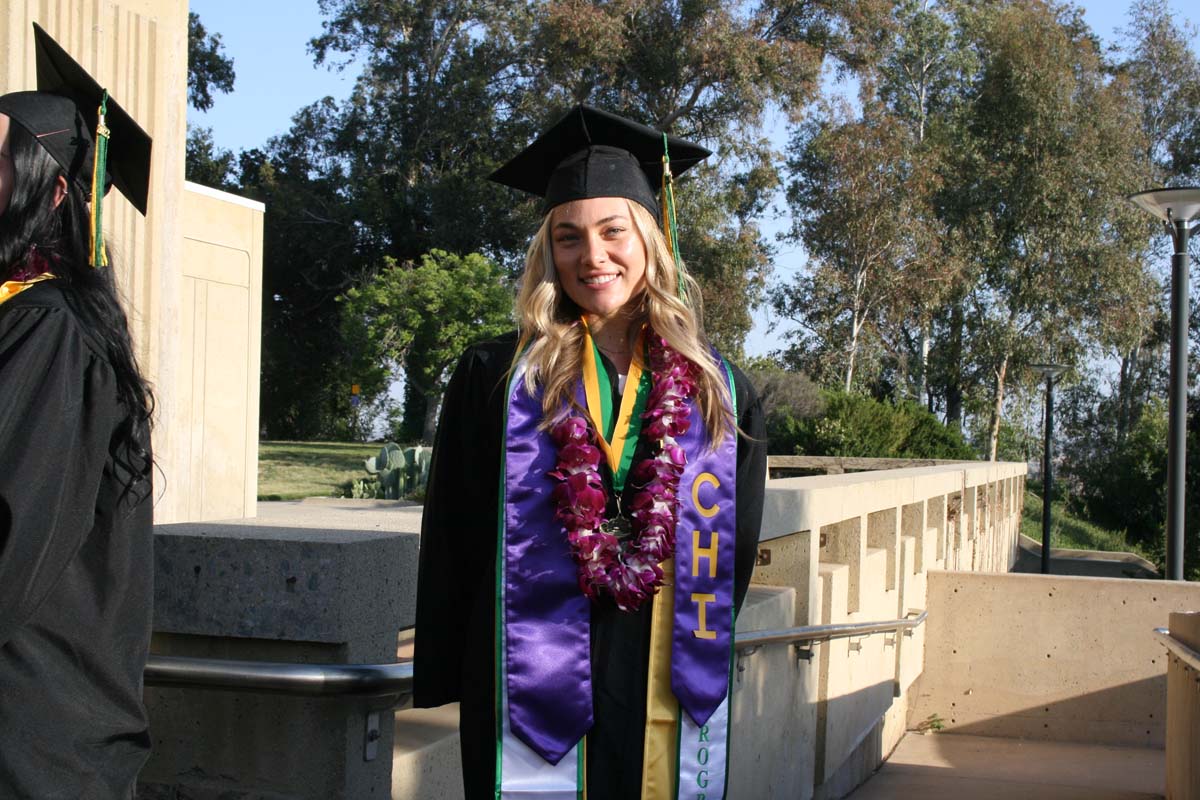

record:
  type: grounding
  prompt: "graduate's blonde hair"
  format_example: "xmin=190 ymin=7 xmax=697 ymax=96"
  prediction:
xmin=513 ymin=199 xmax=732 ymax=444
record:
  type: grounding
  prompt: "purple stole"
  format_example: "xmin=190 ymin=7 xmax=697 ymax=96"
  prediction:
xmin=496 ymin=355 xmax=738 ymax=799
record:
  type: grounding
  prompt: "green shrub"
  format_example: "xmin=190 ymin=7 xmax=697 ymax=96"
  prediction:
xmin=781 ymin=390 xmax=976 ymax=460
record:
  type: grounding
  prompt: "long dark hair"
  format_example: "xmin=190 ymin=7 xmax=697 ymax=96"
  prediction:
xmin=0 ymin=120 xmax=154 ymax=499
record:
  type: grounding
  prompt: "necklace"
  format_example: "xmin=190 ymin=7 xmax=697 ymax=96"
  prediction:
xmin=596 ymin=342 xmax=629 ymax=358
xmin=547 ymin=332 xmax=699 ymax=611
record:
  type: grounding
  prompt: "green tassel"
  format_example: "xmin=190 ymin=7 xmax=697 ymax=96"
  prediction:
xmin=661 ymin=133 xmax=686 ymax=301
xmin=90 ymin=91 xmax=110 ymax=267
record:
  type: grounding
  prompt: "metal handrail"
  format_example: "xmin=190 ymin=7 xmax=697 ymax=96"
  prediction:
xmin=1153 ymin=627 xmax=1200 ymax=674
xmin=735 ymin=610 xmax=927 ymax=652
xmin=144 ymin=611 xmax=927 ymax=699
xmin=145 ymin=655 xmax=414 ymax=699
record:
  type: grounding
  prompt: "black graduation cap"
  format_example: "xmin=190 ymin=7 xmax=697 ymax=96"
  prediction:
xmin=0 ymin=23 xmax=152 ymax=215
xmin=489 ymin=105 xmax=710 ymax=218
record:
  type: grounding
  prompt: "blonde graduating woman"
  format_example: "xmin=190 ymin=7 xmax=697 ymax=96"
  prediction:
xmin=414 ymin=106 xmax=766 ymax=799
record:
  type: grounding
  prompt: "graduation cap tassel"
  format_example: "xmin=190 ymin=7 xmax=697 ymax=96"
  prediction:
xmin=660 ymin=133 xmax=687 ymax=301
xmin=89 ymin=90 xmax=110 ymax=268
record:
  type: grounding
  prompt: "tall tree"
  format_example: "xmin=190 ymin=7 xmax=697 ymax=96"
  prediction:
xmin=185 ymin=12 xmax=238 ymax=188
xmin=866 ymin=0 xmax=979 ymax=410
xmin=187 ymin=12 xmax=236 ymax=112
xmin=273 ymin=0 xmax=840 ymax=436
xmin=775 ymin=101 xmax=918 ymax=392
xmin=946 ymin=1 xmax=1149 ymax=459
xmin=784 ymin=0 xmax=981 ymax=413
xmin=1117 ymin=0 xmax=1200 ymax=184
xmin=303 ymin=1 xmax=541 ymax=435
xmin=240 ymin=101 xmax=366 ymax=439
xmin=1108 ymin=0 xmax=1200 ymax=439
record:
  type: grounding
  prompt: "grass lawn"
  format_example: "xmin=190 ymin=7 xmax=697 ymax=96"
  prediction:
xmin=258 ymin=440 xmax=384 ymax=501
xmin=1020 ymin=491 xmax=1155 ymax=564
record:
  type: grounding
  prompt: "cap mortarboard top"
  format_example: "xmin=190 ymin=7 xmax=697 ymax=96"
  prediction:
xmin=0 ymin=23 xmax=151 ymax=215
xmin=489 ymin=105 xmax=709 ymax=218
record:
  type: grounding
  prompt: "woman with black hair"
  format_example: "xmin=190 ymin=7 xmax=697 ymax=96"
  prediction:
xmin=0 ymin=24 xmax=155 ymax=798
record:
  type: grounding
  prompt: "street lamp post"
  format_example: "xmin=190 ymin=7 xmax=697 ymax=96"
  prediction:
xmin=1128 ymin=187 xmax=1200 ymax=581
xmin=1031 ymin=364 xmax=1066 ymax=575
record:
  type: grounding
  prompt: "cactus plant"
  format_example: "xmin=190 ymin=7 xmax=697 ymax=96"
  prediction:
xmin=361 ymin=443 xmax=432 ymax=500
xmin=365 ymin=443 xmax=406 ymax=499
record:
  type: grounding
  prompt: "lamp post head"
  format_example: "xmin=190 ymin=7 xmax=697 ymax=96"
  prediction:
xmin=1029 ymin=363 xmax=1067 ymax=381
xmin=1128 ymin=186 xmax=1200 ymax=223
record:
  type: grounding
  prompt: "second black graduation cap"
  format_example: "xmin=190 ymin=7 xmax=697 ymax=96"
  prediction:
xmin=0 ymin=23 xmax=152 ymax=215
xmin=489 ymin=105 xmax=710 ymax=218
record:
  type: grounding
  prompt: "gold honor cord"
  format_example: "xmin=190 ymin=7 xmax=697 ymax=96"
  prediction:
xmin=641 ymin=558 xmax=680 ymax=798
xmin=89 ymin=90 xmax=111 ymax=268
xmin=0 ymin=274 xmax=56 ymax=307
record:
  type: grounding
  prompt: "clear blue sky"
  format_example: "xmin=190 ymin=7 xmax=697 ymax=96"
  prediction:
xmin=189 ymin=0 xmax=1199 ymax=356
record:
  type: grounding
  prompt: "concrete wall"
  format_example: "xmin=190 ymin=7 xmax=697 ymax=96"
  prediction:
xmin=177 ymin=183 xmax=264 ymax=520
xmin=729 ymin=585 xmax=813 ymax=800
xmin=910 ymin=571 xmax=1200 ymax=747
xmin=2 ymin=3 xmax=264 ymax=524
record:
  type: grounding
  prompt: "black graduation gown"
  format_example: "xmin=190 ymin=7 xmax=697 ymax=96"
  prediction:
xmin=414 ymin=332 xmax=766 ymax=799
xmin=0 ymin=281 xmax=153 ymax=799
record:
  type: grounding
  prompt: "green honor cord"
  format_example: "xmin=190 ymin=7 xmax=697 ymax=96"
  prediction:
xmin=590 ymin=338 xmax=652 ymax=494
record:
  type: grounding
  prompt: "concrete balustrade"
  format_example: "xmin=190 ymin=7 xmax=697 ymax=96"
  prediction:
xmin=747 ymin=462 xmax=1025 ymax=798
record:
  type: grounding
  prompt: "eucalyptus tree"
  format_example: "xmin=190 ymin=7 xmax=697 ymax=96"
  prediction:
xmin=776 ymin=0 xmax=977 ymax=403
xmin=1117 ymin=0 xmax=1200 ymax=184
xmin=945 ymin=1 xmax=1148 ymax=460
xmin=774 ymin=101 xmax=916 ymax=392
xmin=866 ymin=0 xmax=981 ymax=412
xmin=1108 ymin=0 xmax=1200 ymax=439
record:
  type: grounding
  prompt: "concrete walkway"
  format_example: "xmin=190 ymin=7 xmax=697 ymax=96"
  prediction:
xmin=849 ymin=733 xmax=1165 ymax=799
xmin=247 ymin=497 xmax=424 ymax=533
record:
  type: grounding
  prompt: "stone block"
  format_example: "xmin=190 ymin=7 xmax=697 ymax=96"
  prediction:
xmin=143 ymin=523 xmax=419 ymax=799
xmin=153 ymin=522 xmax=419 ymax=650
xmin=752 ymin=529 xmax=816 ymax=626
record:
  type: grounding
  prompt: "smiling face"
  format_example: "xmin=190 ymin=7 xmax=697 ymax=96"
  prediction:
xmin=0 ymin=114 xmax=13 ymax=217
xmin=550 ymin=196 xmax=648 ymax=321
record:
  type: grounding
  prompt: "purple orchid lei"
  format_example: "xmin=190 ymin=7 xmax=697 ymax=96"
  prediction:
xmin=547 ymin=332 xmax=700 ymax=612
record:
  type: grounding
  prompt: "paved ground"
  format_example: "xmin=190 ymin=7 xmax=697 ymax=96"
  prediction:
xmin=241 ymin=497 xmax=424 ymax=534
xmin=849 ymin=733 xmax=1165 ymax=799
